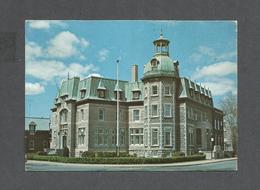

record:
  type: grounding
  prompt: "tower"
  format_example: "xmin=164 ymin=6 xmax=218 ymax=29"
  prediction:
xmin=142 ymin=32 xmax=180 ymax=157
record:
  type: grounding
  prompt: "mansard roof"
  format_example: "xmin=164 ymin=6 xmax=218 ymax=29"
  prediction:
xmin=53 ymin=76 xmax=144 ymax=105
xmin=179 ymin=77 xmax=213 ymax=106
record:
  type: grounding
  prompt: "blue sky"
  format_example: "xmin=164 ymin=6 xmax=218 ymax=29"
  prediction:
xmin=25 ymin=20 xmax=237 ymax=117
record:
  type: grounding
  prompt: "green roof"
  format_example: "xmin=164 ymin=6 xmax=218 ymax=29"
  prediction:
xmin=143 ymin=54 xmax=178 ymax=79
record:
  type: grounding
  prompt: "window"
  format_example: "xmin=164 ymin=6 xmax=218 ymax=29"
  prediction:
xmin=98 ymin=90 xmax=105 ymax=98
xmin=190 ymin=89 xmax=194 ymax=98
xmin=98 ymin=109 xmax=104 ymax=121
xmin=80 ymin=109 xmax=84 ymax=121
xmin=152 ymin=85 xmax=158 ymax=95
xmin=80 ymin=90 xmax=86 ymax=99
xmin=152 ymin=129 xmax=158 ymax=145
xmin=78 ymin=128 xmax=85 ymax=145
xmin=111 ymin=129 xmax=116 ymax=145
xmin=132 ymin=91 xmax=140 ymax=100
xmin=133 ymin=110 xmax=140 ymax=121
xmin=164 ymin=86 xmax=170 ymax=95
xmin=130 ymin=128 xmax=143 ymax=145
xmin=152 ymin=104 xmax=158 ymax=117
xmin=144 ymin=129 xmax=148 ymax=146
xmin=43 ymin=141 xmax=48 ymax=149
xmin=60 ymin=109 xmax=68 ymax=123
xmin=188 ymin=129 xmax=194 ymax=145
xmin=114 ymin=91 xmax=123 ymax=100
xmin=164 ymin=104 xmax=172 ymax=117
xmin=120 ymin=128 xmax=125 ymax=145
xmin=196 ymin=128 xmax=202 ymax=146
xmin=95 ymin=128 xmax=104 ymax=145
xmin=164 ymin=130 xmax=171 ymax=146
xmin=151 ymin=59 xmax=158 ymax=67
xmin=29 ymin=140 xmax=34 ymax=150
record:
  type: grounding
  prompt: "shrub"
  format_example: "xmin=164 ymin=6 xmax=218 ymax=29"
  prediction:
xmin=173 ymin=151 xmax=185 ymax=157
xmin=27 ymin=154 xmax=206 ymax=164
xmin=37 ymin=151 xmax=47 ymax=156
xmin=82 ymin=151 xmax=95 ymax=158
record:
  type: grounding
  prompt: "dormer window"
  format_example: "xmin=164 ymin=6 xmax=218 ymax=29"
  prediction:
xmin=151 ymin=58 xmax=159 ymax=67
xmin=60 ymin=94 xmax=68 ymax=100
xmin=114 ymin=91 xmax=123 ymax=100
xmin=80 ymin=89 xmax=86 ymax=99
xmin=98 ymin=90 xmax=105 ymax=98
xmin=132 ymin=91 xmax=140 ymax=100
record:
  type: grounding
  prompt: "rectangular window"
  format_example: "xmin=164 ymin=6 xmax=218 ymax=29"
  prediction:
xmin=164 ymin=104 xmax=172 ymax=117
xmin=188 ymin=129 xmax=194 ymax=145
xmin=78 ymin=128 xmax=85 ymax=146
xmin=120 ymin=128 xmax=125 ymax=145
xmin=80 ymin=109 xmax=84 ymax=121
xmin=152 ymin=85 xmax=158 ymax=95
xmin=133 ymin=110 xmax=140 ymax=121
xmin=97 ymin=128 xmax=104 ymax=145
xmin=133 ymin=91 xmax=140 ymax=100
xmin=98 ymin=109 xmax=104 ymax=121
xmin=152 ymin=104 xmax=158 ymax=117
xmin=196 ymin=128 xmax=202 ymax=146
xmin=164 ymin=131 xmax=171 ymax=146
xmin=98 ymin=90 xmax=105 ymax=98
xmin=129 ymin=128 xmax=143 ymax=145
xmin=111 ymin=129 xmax=116 ymax=145
xmin=164 ymin=86 xmax=170 ymax=95
xmin=152 ymin=129 xmax=158 ymax=145
xmin=80 ymin=90 xmax=86 ymax=99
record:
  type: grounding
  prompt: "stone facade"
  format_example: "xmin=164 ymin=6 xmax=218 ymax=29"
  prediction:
xmin=50 ymin=33 xmax=224 ymax=158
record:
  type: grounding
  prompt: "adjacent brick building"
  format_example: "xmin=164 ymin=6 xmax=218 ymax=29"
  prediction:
xmin=50 ymin=33 xmax=224 ymax=158
xmin=25 ymin=117 xmax=51 ymax=153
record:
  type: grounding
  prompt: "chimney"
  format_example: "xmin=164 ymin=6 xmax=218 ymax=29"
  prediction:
xmin=132 ymin=64 xmax=138 ymax=82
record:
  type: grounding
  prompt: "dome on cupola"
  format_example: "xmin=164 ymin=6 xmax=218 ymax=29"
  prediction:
xmin=142 ymin=32 xmax=179 ymax=80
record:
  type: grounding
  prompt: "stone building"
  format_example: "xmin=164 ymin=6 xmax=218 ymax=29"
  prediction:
xmin=50 ymin=33 xmax=224 ymax=158
xmin=25 ymin=117 xmax=51 ymax=153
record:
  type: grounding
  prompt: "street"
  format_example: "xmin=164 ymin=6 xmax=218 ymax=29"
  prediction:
xmin=25 ymin=158 xmax=237 ymax=171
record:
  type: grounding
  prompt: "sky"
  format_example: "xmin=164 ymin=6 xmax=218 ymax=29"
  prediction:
xmin=25 ymin=20 xmax=237 ymax=118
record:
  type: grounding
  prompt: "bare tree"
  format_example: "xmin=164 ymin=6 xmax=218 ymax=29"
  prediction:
xmin=220 ymin=92 xmax=238 ymax=155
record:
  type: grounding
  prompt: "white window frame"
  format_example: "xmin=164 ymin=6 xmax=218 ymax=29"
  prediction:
xmin=164 ymin=86 xmax=171 ymax=96
xmin=151 ymin=85 xmax=158 ymax=96
xmin=78 ymin=128 xmax=85 ymax=146
xmin=164 ymin=129 xmax=172 ymax=146
xmin=151 ymin=128 xmax=159 ymax=146
xmin=163 ymin=103 xmax=172 ymax=118
xmin=98 ymin=109 xmax=105 ymax=121
xmin=133 ymin=109 xmax=140 ymax=122
xmin=151 ymin=104 xmax=158 ymax=117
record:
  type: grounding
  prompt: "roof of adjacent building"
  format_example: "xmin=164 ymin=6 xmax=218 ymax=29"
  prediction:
xmin=25 ymin=117 xmax=50 ymax=130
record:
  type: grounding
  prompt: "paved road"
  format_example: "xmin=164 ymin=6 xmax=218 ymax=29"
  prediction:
xmin=25 ymin=159 xmax=237 ymax=171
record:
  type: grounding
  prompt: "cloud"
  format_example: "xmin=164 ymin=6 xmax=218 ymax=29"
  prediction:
xmin=201 ymin=78 xmax=237 ymax=96
xmin=26 ymin=59 xmax=98 ymax=81
xmin=27 ymin=20 xmax=66 ymax=29
xmin=190 ymin=46 xmax=236 ymax=63
xmin=25 ymin=82 xmax=45 ymax=95
xmin=192 ymin=61 xmax=237 ymax=79
xmin=25 ymin=41 xmax=44 ymax=61
xmin=98 ymin=49 xmax=109 ymax=62
xmin=47 ymin=31 xmax=89 ymax=58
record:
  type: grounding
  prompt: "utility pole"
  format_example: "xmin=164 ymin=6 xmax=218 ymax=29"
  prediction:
xmin=116 ymin=59 xmax=120 ymax=157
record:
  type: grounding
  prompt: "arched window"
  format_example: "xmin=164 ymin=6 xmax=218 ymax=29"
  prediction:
xmin=60 ymin=109 xmax=68 ymax=124
xmin=29 ymin=121 xmax=36 ymax=135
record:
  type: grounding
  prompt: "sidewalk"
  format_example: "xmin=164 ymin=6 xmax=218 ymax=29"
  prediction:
xmin=27 ymin=157 xmax=237 ymax=168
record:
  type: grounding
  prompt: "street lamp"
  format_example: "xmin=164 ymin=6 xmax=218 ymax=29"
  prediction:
xmin=211 ymin=137 xmax=214 ymax=159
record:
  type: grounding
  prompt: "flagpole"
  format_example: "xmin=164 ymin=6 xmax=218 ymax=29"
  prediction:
xmin=116 ymin=59 xmax=120 ymax=157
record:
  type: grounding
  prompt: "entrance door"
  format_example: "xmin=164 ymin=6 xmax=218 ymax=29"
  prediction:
xmin=62 ymin=136 xmax=67 ymax=148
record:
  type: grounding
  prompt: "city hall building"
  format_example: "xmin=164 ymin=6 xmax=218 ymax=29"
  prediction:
xmin=50 ymin=33 xmax=224 ymax=158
